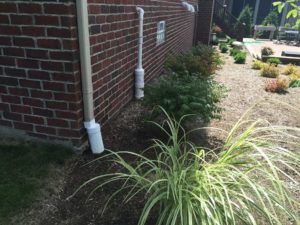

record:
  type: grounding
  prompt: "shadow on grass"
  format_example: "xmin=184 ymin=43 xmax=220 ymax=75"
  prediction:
xmin=0 ymin=141 xmax=72 ymax=224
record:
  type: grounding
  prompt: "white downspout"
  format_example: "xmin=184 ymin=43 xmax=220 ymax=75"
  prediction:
xmin=76 ymin=0 xmax=104 ymax=154
xmin=135 ymin=7 xmax=145 ymax=99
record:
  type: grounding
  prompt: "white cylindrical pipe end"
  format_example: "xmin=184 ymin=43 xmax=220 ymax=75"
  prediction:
xmin=84 ymin=119 xmax=104 ymax=154
xmin=135 ymin=68 xmax=144 ymax=99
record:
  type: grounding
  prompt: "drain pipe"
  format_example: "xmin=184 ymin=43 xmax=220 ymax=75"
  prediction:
xmin=76 ymin=0 xmax=104 ymax=154
xmin=135 ymin=7 xmax=145 ymax=99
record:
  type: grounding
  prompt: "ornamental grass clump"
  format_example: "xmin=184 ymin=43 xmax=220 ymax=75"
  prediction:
xmin=265 ymin=75 xmax=289 ymax=93
xmin=71 ymin=108 xmax=300 ymax=225
xmin=219 ymin=43 xmax=229 ymax=53
xmin=251 ymin=60 xmax=264 ymax=70
xmin=282 ymin=64 xmax=297 ymax=75
xmin=260 ymin=64 xmax=279 ymax=78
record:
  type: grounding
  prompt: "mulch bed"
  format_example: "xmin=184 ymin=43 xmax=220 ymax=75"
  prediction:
xmin=15 ymin=51 xmax=300 ymax=225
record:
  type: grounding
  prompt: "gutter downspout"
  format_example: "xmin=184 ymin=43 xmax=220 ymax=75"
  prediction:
xmin=135 ymin=7 xmax=145 ymax=99
xmin=76 ymin=0 xmax=104 ymax=154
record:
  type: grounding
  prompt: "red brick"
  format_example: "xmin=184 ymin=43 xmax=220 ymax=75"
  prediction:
xmin=41 ymin=61 xmax=64 ymax=71
xmin=54 ymin=93 xmax=79 ymax=101
xmin=0 ymin=76 xmax=18 ymax=86
xmin=3 ymin=47 xmax=25 ymax=57
xmin=0 ymin=56 xmax=15 ymax=66
xmin=13 ymin=37 xmax=35 ymax=47
xmin=22 ymin=26 xmax=45 ymax=36
xmin=26 ymin=49 xmax=48 ymax=59
xmin=28 ymin=70 xmax=50 ymax=80
xmin=58 ymin=128 xmax=79 ymax=137
xmin=14 ymin=122 xmax=33 ymax=131
xmin=11 ymin=104 xmax=31 ymax=114
xmin=44 ymin=4 xmax=75 ymax=15
xmin=0 ymin=15 xmax=9 ymax=24
xmin=19 ymin=79 xmax=41 ymax=89
xmin=0 ymin=102 xmax=9 ymax=111
xmin=47 ymin=28 xmax=72 ymax=38
xmin=0 ymin=26 xmax=21 ymax=35
xmin=46 ymin=101 xmax=68 ymax=110
xmin=23 ymin=97 xmax=44 ymax=107
xmin=35 ymin=15 xmax=59 ymax=26
xmin=0 ymin=37 xmax=11 ymax=46
xmin=11 ymin=15 xmax=33 ymax=25
xmin=19 ymin=3 xmax=42 ymax=14
xmin=55 ymin=110 xmax=78 ymax=119
xmin=24 ymin=115 xmax=44 ymax=125
xmin=33 ymin=108 xmax=54 ymax=117
xmin=47 ymin=118 xmax=69 ymax=128
xmin=30 ymin=90 xmax=52 ymax=99
xmin=5 ymin=68 xmax=26 ymax=77
xmin=37 ymin=39 xmax=61 ymax=49
xmin=9 ymin=87 xmax=29 ymax=96
xmin=43 ymin=81 xmax=65 ymax=92
xmin=0 ymin=120 xmax=12 ymax=127
xmin=0 ymin=3 xmax=17 ymax=13
xmin=17 ymin=59 xmax=39 ymax=69
xmin=36 ymin=126 xmax=56 ymax=135
xmin=3 ymin=112 xmax=22 ymax=121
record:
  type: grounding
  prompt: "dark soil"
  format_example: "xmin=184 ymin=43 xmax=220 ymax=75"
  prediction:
xmin=14 ymin=51 xmax=300 ymax=225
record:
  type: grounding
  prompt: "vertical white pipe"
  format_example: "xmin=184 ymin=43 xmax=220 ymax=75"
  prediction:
xmin=135 ymin=7 xmax=145 ymax=99
xmin=253 ymin=0 xmax=260 ymax=25
xmin=76 ymin=0 xmax=104 ymax=154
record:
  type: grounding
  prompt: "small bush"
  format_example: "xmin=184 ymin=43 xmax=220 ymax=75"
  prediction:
xmin=251 ymin=60 xmax=264 ymax=70
xmin=260 ymin=64 xmax=279 ymax=78
xmin=261 ymin=47 xmax=274 ymax=56
xmin=165 ymin=44 xmax=223 ymax=77
xmin=235 ymin=5 xmax=253 ymax=37
xmin=265 ymin=75 xmax=289 ymax=93
xmin=144 ymin=74 xmax=227 ymax=121
xmin=219 ymin=43 xmax=229 ymax=53
xmin=266 ymin=58 xmax=281 ymax=66
xmin=230 ymin=48 xmax=241 ymax=56
xmin=234 ymin=51 xmax=247 ymax=64
xmin=283 ymin=64 xmax=298 ymax=75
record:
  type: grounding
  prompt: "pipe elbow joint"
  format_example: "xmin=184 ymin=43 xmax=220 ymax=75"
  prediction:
xmin=136 ymin=7 xmax=144 ymax=19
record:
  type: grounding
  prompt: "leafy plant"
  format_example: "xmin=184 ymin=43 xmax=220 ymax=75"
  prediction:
xmin=219 ymin=43 xmax=229 ymax=53
xmin=235 ymin=5 xmax=253 ymax=37
xmin=266 ymin=57 xmax=281 ymax=66
xmin=261 ymin=47 xmax=274 ymax=56
xmin=289 ymin=79 xmax=300 ymax=88
xmin=263 ymin=8 xmax=280 ymax=27
xmin=165 ymin=44 xmax=222 ymax=77
xmin=283 ymin=63 xmax=298 ymax=75
xmin=261 ymin=64 xmax=279 ymax=78
xmin=273 ymin=0 xmax=300 ymax=27
xmin=234 ymin=51 xmax=247 ymax=64
xmin=144 ymin=74 xmax=227 ymax=121
xmin=251 ymin=60 xmax=264 ymax=70
xmin=72 ymin=108 xmax=300 ymax=225
xmin=230 ymin=48 xmax=241 ymax=56
xmin=265 ymin=75 xmax=289 ymax=92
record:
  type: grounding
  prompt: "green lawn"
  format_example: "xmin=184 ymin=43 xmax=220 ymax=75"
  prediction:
xmin=0 ymin=141 xmax=72 ymax=224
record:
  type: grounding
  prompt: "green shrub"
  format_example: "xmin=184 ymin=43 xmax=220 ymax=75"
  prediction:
xmin=165 ymin=44 xmax=223 ymax=77
xmin=219 ymin=43 xmax=229 ymax=53
xmin=266 ymin=58 xmax=281 ymax=66
xmin=235 ymin=5 xmax=253 ymax=37
xmin=261 ymin=46 xmax=274 ymax=56
xmin=251 ymin=60 xmax=264 ymax=70
xmin=230 ymin=48 xmax=241 ymax=56
xmin=260 ymin=64 xmax=279 ymax=78
xmin=143 ymin=74 xmax=227 ymax=121
xmin=234 ymin=51 xmax=247 ymax=64
xmin=73 ymin=109 xmax=300 ymax=225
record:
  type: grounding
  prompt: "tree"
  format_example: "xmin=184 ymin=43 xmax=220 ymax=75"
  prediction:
xmin=235 ymin=5 xmax=253 ymax=37
xmin=273 ymin=0 xmax=300 ymax=26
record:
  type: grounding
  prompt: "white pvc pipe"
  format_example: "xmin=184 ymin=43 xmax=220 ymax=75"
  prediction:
xmin=135 ymin=7 xmax=145 ymax=99
xmin=182 ymin=2 xmax=195 ymax=12
xmin=76 ymin=0 xmax=104 ymax=154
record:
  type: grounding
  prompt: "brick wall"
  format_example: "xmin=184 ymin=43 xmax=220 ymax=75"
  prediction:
xmin=0 ymin=0 xmax=212 ymax=150
xmin=196 ymin=0 xmax=215 ymax=45
xmin=0 ymin=0 xmax=85 ymax=148
xmin=88 ymin=0 xmax=198 ymax=124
